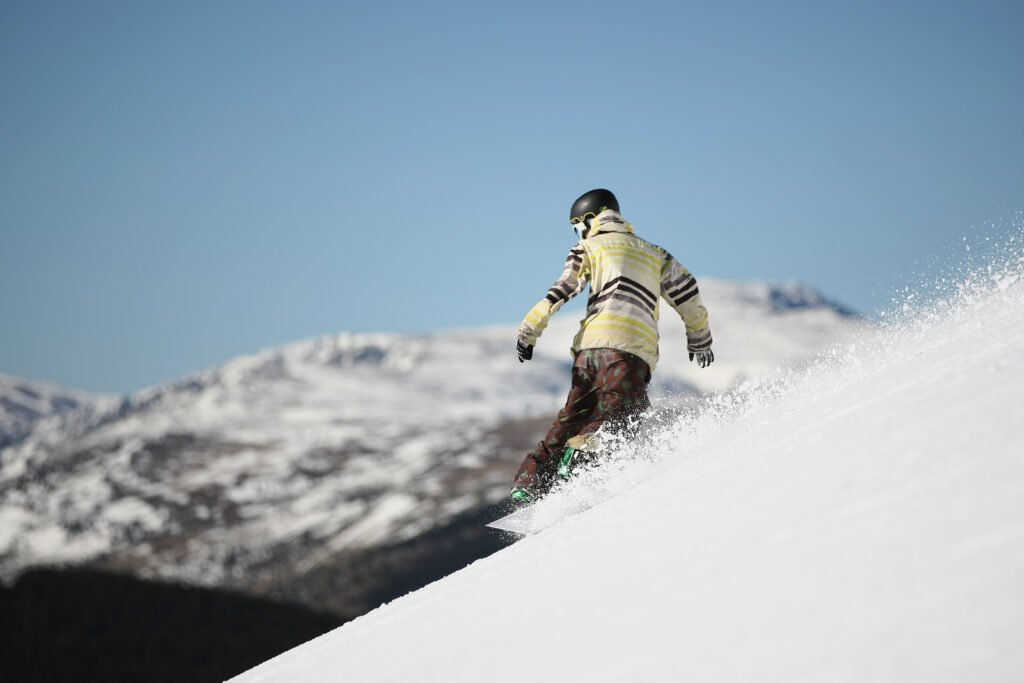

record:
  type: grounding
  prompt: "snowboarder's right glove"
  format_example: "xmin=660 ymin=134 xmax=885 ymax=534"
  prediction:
xmin=517 ymin=338 xmax=534 ymax=363
xmin=689 ymin=349 xmax=714 ymax=368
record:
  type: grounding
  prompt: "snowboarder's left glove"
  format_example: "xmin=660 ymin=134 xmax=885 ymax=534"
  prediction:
xmin=517 ymin=339 xmax=534 ymax=363
xmin=689 ymin=349 xmax=714 ymax=368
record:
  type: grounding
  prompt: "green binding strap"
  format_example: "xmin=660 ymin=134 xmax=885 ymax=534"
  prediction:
xmin=557 ymin=447 xmax=578 ymax=480
xmin=510 ymin=487 xmax=534 ymax=504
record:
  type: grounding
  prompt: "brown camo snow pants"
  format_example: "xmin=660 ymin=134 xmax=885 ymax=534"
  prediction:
xmin=513 ymin=348 xmax=651 ymax=494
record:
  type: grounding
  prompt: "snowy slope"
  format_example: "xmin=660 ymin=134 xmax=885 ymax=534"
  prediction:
xmin=231 ymin=265 xmax=1024 ymax=681
xmin=0 ymin=279 xmax=861 ymax=611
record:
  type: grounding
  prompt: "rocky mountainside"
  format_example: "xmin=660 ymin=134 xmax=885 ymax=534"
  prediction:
xmin=0 ymin=279 xmax=867 ymax=614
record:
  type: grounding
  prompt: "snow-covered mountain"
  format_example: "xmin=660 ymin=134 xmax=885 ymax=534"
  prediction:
xmin=0 ymin=279 xmax=864 ymax=613
xmin=230 ymin=259 xmax=1024 ymax=681
xmin=0 ymin=376 xmax=111 ymax=451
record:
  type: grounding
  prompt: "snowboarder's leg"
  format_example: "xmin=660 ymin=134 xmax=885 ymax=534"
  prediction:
xmin=571 ymin=349 xmax=651 ymax=449
xmin=512 ymin=353 xmax=599 ymax=498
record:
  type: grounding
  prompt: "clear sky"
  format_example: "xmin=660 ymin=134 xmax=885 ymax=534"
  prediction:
xmin=2 ymin=1 xmax=1022 ymax=394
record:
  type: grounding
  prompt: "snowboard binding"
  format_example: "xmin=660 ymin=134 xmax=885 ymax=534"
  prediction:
xmin=557 ymin=434 xmax=602 ymax=480
xmin=509 ymin=486 xmax=535 ymax=505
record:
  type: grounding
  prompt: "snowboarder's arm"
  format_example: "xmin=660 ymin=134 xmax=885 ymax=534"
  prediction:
xmin=661 ymin=256 xmax=713 ymax=353
xmin=518 ymin=244 xmax=588 ymax=346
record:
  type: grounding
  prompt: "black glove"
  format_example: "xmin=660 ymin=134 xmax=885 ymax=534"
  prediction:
xmin=688 ymin=349 xmax=714 ymax=368
xmin=517 ymin=339 xmax=534 ymax=363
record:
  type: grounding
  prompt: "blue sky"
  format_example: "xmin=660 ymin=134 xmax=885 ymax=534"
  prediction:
xmin=2 ymin=0 xmax=1022 ymax=394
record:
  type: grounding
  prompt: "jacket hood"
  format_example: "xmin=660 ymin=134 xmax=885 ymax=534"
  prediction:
xmin=587 ymin=210 xmax=636 ymax=238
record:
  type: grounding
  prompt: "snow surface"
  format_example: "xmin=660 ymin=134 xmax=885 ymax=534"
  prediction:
xmin=231 ymin=251 xmax=1024 ymax=682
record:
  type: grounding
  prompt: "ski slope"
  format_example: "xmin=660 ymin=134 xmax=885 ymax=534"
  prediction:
xmin=232 ymin=253 xmax=1024 ymax=682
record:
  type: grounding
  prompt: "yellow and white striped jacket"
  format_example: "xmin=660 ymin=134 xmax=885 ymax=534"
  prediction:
xmin=518 ymin=210 xmax=712 ymax=373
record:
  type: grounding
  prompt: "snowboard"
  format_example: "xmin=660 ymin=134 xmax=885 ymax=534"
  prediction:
xmin=486 ymin=503 xmax=539 ymax=534
xmin=487 ymin=487 xmax=604 ymax=534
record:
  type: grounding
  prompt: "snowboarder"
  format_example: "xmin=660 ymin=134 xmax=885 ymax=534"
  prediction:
xmin=511 ymin=189 xmax=714 ymax=503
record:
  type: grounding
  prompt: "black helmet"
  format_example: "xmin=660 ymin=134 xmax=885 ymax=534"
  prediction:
xmin=569 ymin=188 xmax=619 ymax=223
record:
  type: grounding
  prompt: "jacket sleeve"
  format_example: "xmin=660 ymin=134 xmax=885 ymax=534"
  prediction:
xmin=661 ymin=255 xmax=713 ymax=352
xmin=518 ymin=244 xmax=588 ymax=345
